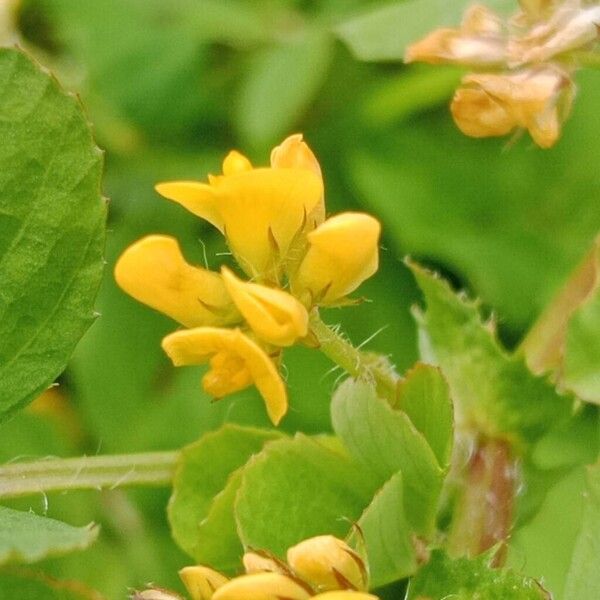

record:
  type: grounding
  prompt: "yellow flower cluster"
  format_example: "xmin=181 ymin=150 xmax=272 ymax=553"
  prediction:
xmin=115 ymin=135 xmax=380 ymax=425
xmin=406 ymin=0 xmax=600 ymax=147
xmin=174 ymin=535 xmax=376 ymax=600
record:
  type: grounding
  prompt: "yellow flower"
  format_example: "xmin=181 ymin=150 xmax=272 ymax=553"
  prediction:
xmin=451 ymin=67 xmax=574 ymax=148
xmin=287 ymin=536 xmax=368 ymax=592
xmin=162 ymin=327 xmax=287 ymax=425
xmin=405 ymin=5 xmax=506 ymax=67
xmin=114 ymin=235 xmax=239 ymax=328
xmin=293 ymin=213 xmax=381 ymax=305
xmin=212 ymin=573 xmax=312 ymax=600
xmin=222 ymin=267 xmax=308 ymax=347
xmin=180 ymin=566 xmax=229 ymax=600
xmin=155 ymin=137 xmax=324 ymax=281
xmin=312 ymin=594 xmax=378 ymax=600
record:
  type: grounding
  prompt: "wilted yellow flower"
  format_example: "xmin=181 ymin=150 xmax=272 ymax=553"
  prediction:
xmin=405 ymin=4 xmax=506 ymax=67
xmin=510 ymin=0 xmax=600 ymax=64
xmin=451 ymin=67 xmax=574 ymax=148
xmin=156 ymin=143 xmax=323 ymax=281
xmin=179 ymin=566 xmax=229 ymax=600
xmin=222 ymin=268 xmax=309 ymax=347
xmin=212 ymin=573 xmax=312 ymax=600
xmin=162 ymin=327 xmax=287 ymax=425
xmin=287 ymin=536 xmax=368 ymax=592
xmin=406 ymin=0 xmax=598 ymax=147
xmin=114 ymin=235 xmax=239 ymax=328
xmin=293 ymin=214 xmax=381 ymax=305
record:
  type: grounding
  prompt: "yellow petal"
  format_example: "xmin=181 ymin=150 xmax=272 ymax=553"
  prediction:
xmin=270 ymin=134 xmax=325 ymax=229
xmin=217 ymin=168 xmax=323 ymax=279
xmin=223 ymin=151 xmax=253 ymax=176
xmin=161 ymin=327 xmax=287 ymax=425
xmin=155 ymin=181 xmax=224 ymax=232
xmin=222 ymin=267 xmax=308 ymax=346
xmin=293 ymin=213 xmax=380 ymax=305
xmin=287 ymin=535 xmax=368 ymax=592
xmin=311 ymin=593 xmax=378 ymax=600
xmin=212 ymin=573 xmax=311 ymax=600
xmin=114 ymin=235 xmax=238 ymax=328
xmin=271 ymin=134 xmax=322 ymax=177
xmin=180 ymin=566 xmax=229 ymax=600
xmin=243 ymin=551 xmax=289 ymax=575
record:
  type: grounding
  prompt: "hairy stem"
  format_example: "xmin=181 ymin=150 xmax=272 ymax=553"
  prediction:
xmin=309 ymin=311 xmax=399 ymax=401
xmin=447 ymin=438 xmax=516 ymax=566
xmin=0 ymin=451 xmax=178 ymax=499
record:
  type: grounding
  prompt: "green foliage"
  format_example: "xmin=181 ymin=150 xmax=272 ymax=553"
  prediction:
xmin=354 ymin=471 xmax=417 ymax=587
xmin=235 ymin=434 xmax=379 ymax=555
xmin=0 ymin=571 xmax=95 ymax=600
xmin=0 ymin=506 xmax=98 ymax=565
xmin=406 ymin=550 xmax=549 ymax=599
xmin=331 ymin=378 xmax=444 ymax=535
xmin=563 ymin=464 xmax=600 ymax=599
xmin=0 ymin=48 xmax=105 ymax=423
xmin=168 ymin=424 xmax=281 ymax=570
xmin=409 ymin=261 xmax=572 ymax=447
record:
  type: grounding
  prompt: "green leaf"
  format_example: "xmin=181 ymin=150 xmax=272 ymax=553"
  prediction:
xmin=0 ymin=48 xmax=105 ymax=423
xmin=236 ymin=29 xmax=333 ymax=149
xmin=335 ymin=0 xmax=512 ymax=62
xmin=563 ymin=464 xmax=600 ymax=599
xmin=407 ymin=550 xmax=549 ymax=599
xmin=0 ymin=506 xmax=98 ymax=565
xmin=353 ymin=472 xmax=417 ymax=587
xmin=408 ymin=262 xmax=572 ymax=446
xmin=235 ymin=434 xmax=379 ymax=557
xmin=397 ymin=363 xmax=453 ymax=469
xmin=168 ymin=424 xmax=282 ymax=569
xmin=331 ymin=379 xmax=443 ymax=535
xmin=0 ymin=570 xmax=99 ymax=600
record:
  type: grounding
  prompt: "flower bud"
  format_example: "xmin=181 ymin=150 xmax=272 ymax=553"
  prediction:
xmin=293 ymin=213 xmax=380 ymax=305
xmin=131 ymin=588 xmax=184 ymax=600
xmin=212 ymin=573 xmax=312 ymax=600
xmin=179 ymin=566 xmax=229 ymax=600
xmin=286 ymin=535 xmax=368 ymax=592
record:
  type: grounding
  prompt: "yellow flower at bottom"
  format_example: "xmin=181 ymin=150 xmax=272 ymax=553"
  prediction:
xmin=451 ymin=67 xmax=574 ymax=148
xmin=287 ymin=536 xmax=368 ymax=592
xmin=222 ymin=267 xmax=308 ymax=347
xmin=179 ymin=566 xmax=229 ymax=600
xmin=312 ymin=593 xmax=378 ymax=600
xmin=212 ymin=573 xmax=312 ymax=600
xmin=293 ymin=213 xmax=381 ymax=305
xmin=162 ymin=327 xmax=287 ymax=425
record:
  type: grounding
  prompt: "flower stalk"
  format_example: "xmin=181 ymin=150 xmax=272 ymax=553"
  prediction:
xmin=0 ymin=451 xmax=178 ymax=499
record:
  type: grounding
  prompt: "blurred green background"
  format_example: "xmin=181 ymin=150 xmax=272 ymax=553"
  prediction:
xmin=2 ymin=0 xmax=600 ymax=596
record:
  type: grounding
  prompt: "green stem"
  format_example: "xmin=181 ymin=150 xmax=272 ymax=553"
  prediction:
xmin=309 ymin=311 xmax=399 ymax=402
xmin=0 ymin=451 xmax=178 ymax=499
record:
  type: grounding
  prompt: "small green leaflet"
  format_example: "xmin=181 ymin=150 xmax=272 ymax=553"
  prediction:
xmin=0 ymin=48 xmax=105 ymax=423
xmin=407 ymin=550 xmax=550 ymax=599
xmin=0 ymin=506 xmax=98 ymax=565
xmin=168 ymin=424 xmax=282 ymax=571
